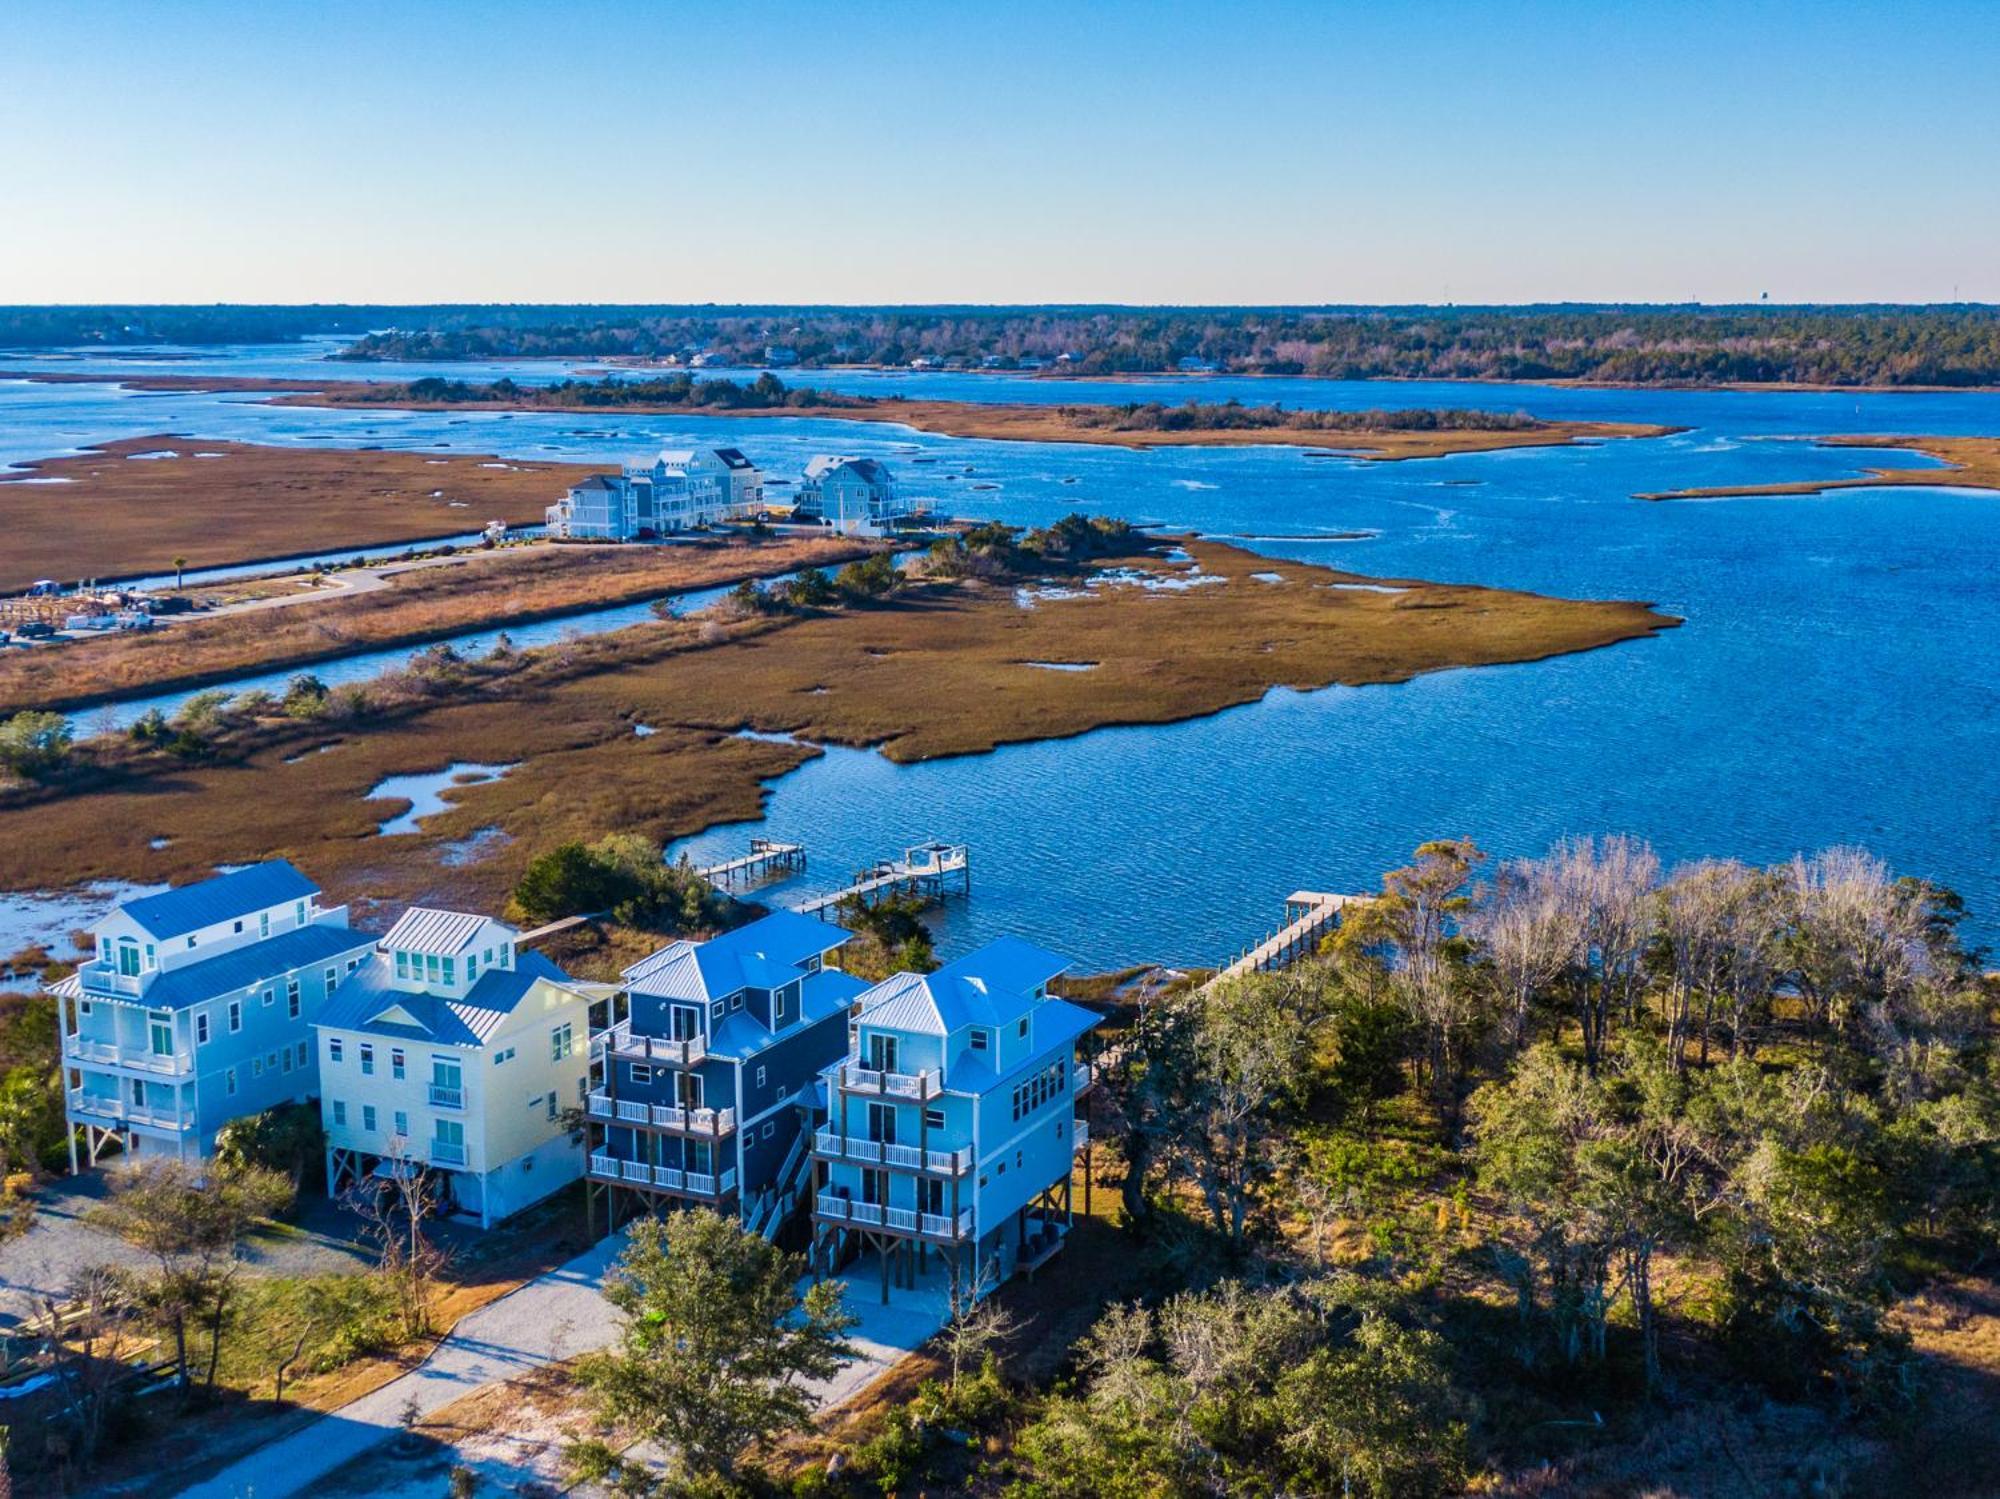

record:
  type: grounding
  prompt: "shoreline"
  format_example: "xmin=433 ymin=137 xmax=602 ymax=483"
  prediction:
xmin=1635 ymin=434 xmax=2000 ymax=500
xmin=0 ymin=369 xmax=1681 ymax=459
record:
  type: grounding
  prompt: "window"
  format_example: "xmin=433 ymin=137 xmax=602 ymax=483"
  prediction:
xmin=632 ymin=1063 xmax=653 ymax=1085
xmin=226 ymin=1067 xmax=238 ymax=1095
xmin=393 ymin=1110 xmax=408 ymax=1137
xmin=294 ymin=900 xmax=307 ymax=926
xmin=227 ymin=1001 xmax=242 ymax=1033
xmin=546 ymin=1093 xmax=558 ymax=1121
xmin=968 ymin=1028 xmax=989 ymax=1052
xmin=329 ymin=1037 xmax=343 ymax=1063
xmin=195 ymin=1013 xmax=210 ymax=1046
xmin=710 ymin=1002 xmax=725 ymax=1021
xmin=262 ymin=986 xmax=275 ymax=1007
xmin=762 ymin=1120 xmax=775 ymax=1140
xmin=466 ymin=954 xmax=478 ymax=982
xmin=267 ymin=1051 xmax=278 ymax=1071
xmin=441 ymin=957 xmax=455 ymax=985
xmin=391 ymin=1048 xmax=406 ymax=1081
xmin=396 ymin=951 xmax=409 ymax=979
xmin=332 ymin=1100 xmax=346 ymax=1125
xmin=754 ymin=1065 xmax=766 ymax=1089
xmin=362 ymin=1105 xmax=376 ymax=1133
xmin=281 ymin=1048 xmax=292 ymax=1074
xmin=293 ymin=980 xmax=306 ymax=1017
xmin=347 ymin=955 xmax=362 ymax=973
xmin=258 ymin=911 xmax=270 ymax=938
xmin=550 ymin=1023 xmax=574 ymax=1062
xmin=1010 ymin=1061 xmax=1065 ymax=1122
xmin=252 ymin=1057 xmax=264 ymax=1078
xmin=232 ymin=919 xmax=244 ymax=934
xmin=730 ymin=992 xmax=745 ymax=1011
xmin=493 ymin=1046 xmax=515 ymax=1066
xmin=322 ymin=967 xmax=337 ymax=1000
xmin=148 ymin=1015 xmax=173 ymax=1056
xmin=187 ymin=936 xmax=198 ymax=950
xmin=1017 ymin=1018 xmax=1029 ymax=1039
xmin=425 ymin=954 xmax=441 ymax=983
xmin=924 ymin=1107 xmax=945 ymax=1131
xmin=296 ymin=1040 xmax=309 ymax=1068
xmin=360 ymin=1044 xmax=375 ymax=1076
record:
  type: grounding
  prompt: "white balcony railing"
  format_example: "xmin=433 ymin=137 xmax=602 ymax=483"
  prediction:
xmin=1074 ymin=1119 xmax=1091 ymax=1152
xmin=654 ymin=1104 xmax=736 ymax=1135
xmin=838 ymin=1063 xmax=940 ymax=1100
xmin=76 ymin=961 xmax=145 ymax=999
xmin=429 ymin=1138 xmax=468 ymax=1166
xmin=64 ymin=1035 xmax=192 ymax=1076
xmin=814 ymin=1192 xmax=974 ymax=1242
xmin=427 ymin=1084 xmax=465 ymax=1111
xmin=616 ymin=1099 xmax=650 ymax=1124
xmin=591 ymin=1021 xmax=707 ymax=1068
xmin=67 ymin=1089 xmax=193 ymax=1131
xmin=589 ymin=1151 xmax=619 ymax=1179
xmin=1073 ymin=1062 xmax=1096 ymax=1093
xmin=621 ymin=1160 xmax=652 ymax=1183
xmin=812 ymin=1127 xmax=972 ymax=1175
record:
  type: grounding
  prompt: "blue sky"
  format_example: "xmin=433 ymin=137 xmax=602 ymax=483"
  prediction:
xmin=4 ymin=0 xmax=1997 ymax=303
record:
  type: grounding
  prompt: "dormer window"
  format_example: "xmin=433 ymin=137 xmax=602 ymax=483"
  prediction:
xmin=425 ymin=954 xmax=441 ymax=983
xmin=441 ymin=957 xmax=456 ymax=985
xmin=233 ymin=920 xmax=244 ymax=934
xmin=1017 ymin=1018 xmax=1029 ymax=1040
xmin=969 ymin=1029 xmax=989 ymax=1051
xmin=467 ymin=954 xmax=479 ymax=982
xmin=295 ymin=900 xmax=307 ymax=926
xmin=395 ymin=952 xmax=410 ymax=979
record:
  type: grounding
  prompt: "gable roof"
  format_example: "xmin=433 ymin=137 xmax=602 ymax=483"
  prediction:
xmin=116 ymin=860 xmax=319 ymax=941
xmin=855 ymin=935 xmax=1072 ymax=1035
xmin=624 ymin=911 xmax=849 ymax=1005
xmin=712 ymin=448 xmax=755 ymax=470
xmin=316 ymin=948 xmax=576 ymax=1047
xmin=571 ymin=473 xmax=621 ymax=492
xmin=381 ymin=907 xmax=511 ymax=958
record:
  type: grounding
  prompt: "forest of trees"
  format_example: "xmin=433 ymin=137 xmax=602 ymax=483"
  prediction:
xmin=12 ymin=303 xmax=2000 ymax=387
xmin=334 ymin=305 xmax=2000 ymax=387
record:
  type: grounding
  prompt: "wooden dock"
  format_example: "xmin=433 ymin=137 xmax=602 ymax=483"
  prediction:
xmin=696 ymin=838 xmax=806 ymax=889
xmin=1204 ymin=890 xmax=1361 ymax=990
xmin=795 ymin=841 xmax=971 ymax=919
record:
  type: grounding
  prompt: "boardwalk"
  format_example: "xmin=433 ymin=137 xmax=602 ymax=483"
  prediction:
xmin=697 ymin=837 xmax=805 ymax=888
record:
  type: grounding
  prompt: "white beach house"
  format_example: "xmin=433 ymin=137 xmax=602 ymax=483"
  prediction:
xmin=316 ymin=907 xmax=594 ymax=1227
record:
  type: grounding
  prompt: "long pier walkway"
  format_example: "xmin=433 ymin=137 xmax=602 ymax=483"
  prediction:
xmin=1204 ymin=890 xmax=1361 ymax=990
xmin=697 ymin=838 xmax=806 ymax=889
xmin=795 ymin=841 xmax=971 ymax=918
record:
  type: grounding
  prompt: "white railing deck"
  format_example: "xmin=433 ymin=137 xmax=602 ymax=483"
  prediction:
xmin=588 ymin=1153 xmax=737 ymax=1198
xmin=587 ymin=1092 xmax=736 ymax=1134
xmin=592 ymin=1021 xmax=707 ymax=1068
xmin=66 ymin=1089 xmax=193 ymax=1130
xmin=811 ymin=1127 xmax=972 ymax=1175
xmin=837 ymin=1063 xmax=941 ymax=1100
xmin=427 ymin=1083 xmax=465 ymax=1110
xmin=813 ymin=1191 xmax=974 ymax=1241
xmin=76 ymin=961 xmax=145 ymax=999
xmin=64 ymin=1035 xmax=192 ymax=1075
xmin=429 ymin=1139 xmax=468 ymax=1166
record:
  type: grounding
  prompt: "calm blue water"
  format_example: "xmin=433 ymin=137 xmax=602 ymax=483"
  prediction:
xmin=3 ymin=346 xmax=1998 ymax=966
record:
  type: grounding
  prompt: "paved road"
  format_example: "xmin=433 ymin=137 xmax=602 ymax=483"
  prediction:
xmin=179 ymin=1235 xmax=951 ymax=1499
xmin=176 ymin=1233 xmax=629 ymax=1499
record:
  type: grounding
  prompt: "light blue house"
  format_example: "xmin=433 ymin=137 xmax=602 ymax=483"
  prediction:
xmin=811 ymin=936 xmax=1100 ymax=1301
xmin=585 ymin=911 xmax=865 ymax=1238
xmin=53 ymin=861 xmax=375 ymax=1167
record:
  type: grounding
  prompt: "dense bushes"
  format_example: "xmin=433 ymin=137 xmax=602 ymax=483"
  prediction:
xmin=511 ymin=834 xmax=729 ymax=932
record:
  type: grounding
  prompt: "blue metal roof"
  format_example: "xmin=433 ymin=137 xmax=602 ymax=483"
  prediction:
xmin=624 ymin=911 xmax=850 ymax=1006
xmin=133 ymin=921 xmax=377 ymax=1011
xmin=117 ymin=860 xmax=320 ymax=941
xmin=704 ymin=967 xmax=866 ymax=1060
xmin=855 ymin=935 xmax=1073 ymax=1035
xmin=316 ymin=948 xmax=576 ymax=1047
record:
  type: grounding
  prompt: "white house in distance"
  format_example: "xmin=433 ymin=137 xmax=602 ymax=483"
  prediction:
xmin=811 ymin=936 xmax=1101 ymax=1301
xmin=545 ymin=447 xmax=764 ymax=540
xmin=316 ymin=907 xmax=594 ymax=1227
xmin=793 ymin=456 xmax=918 ymax=536
xmin=52 ymin=861 xmax=374 ymax=1167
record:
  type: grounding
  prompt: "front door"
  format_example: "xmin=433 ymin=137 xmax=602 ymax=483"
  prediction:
xmin=861 ymin=1168 xmax=888 ymax=1206
xmin=117 ymin=941 xmax=141 ymax=977
xmin=918 ymin=1178 xmax=945 ymax=1216
xmin=677 ymin=1071 xmax=703 ymax=1110
xmin=670 ymin=1005 xmax=701 ymax=1043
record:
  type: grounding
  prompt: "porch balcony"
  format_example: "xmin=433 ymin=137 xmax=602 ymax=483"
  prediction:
xmin=67 ymin=1088 xmax=194 ymax=1131
xmin=75 ymin=961 xmax=146 ymax=1000
xmin=812 ymin=1190 xmax=974 ymax=1244
xmin=811 ymin=1126 xmax=972 ymax=1176
xmin=586 ymin=1092 xmax=736 ymax=1136
xmin=426 ymin=1084 xmax=465 ymax=1110
xmin=63 ymin=1034 xmax=193 ymax=1076
xmin=591 ymin=1020 xmax=707 ymax=1068
xmin=429 ymin=1138 xmax=468 ymax=1166
xmin=587 ymin=1151 xmax=737 ymax=1199
xmin=834 ymin=1061 xmax=941 ymax=1102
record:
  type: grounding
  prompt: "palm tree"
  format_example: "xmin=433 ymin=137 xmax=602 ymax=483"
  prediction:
xmin=172 ymin=555 xmax=188 ymax=590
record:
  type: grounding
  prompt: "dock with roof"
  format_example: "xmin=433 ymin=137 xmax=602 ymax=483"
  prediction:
xmin=794 ymin=841 xmax=970 ymax=919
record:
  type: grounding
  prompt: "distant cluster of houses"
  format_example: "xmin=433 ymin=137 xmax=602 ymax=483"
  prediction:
xmin=54 ymin=863 xmax=1096 ymax=1291
xmin=546 ymin=448 xmax=921 ymax=542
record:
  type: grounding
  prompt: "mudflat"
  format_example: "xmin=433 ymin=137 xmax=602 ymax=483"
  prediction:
xmin=1635 ymin=435 xmax=2000 ymax=501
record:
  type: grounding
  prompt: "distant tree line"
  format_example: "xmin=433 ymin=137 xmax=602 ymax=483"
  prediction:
xmin=1065 ymin=401 xmax=1539 ymax=433
xmin=332 ymin=304 xmax=2000 ymax=387
xmin=377 ymin=371 xmax=864 ymax=411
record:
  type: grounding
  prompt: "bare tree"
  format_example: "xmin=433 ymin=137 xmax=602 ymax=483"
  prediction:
xmin=345 ymin=1138 xmax=452 ymax=1340
xmin=939 ymin=1254 xmax=1018 ymax=1392
xmin=1783 ymin=847 xmax=1933 ymax=1051
xmin=1547 ymin=836 xmax=1660 ymax=1070
xmin=38 ymin=1265 xmax=138 ymax=1477
xmin=1464 ymin=857 xmax=1578 ymax=1049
